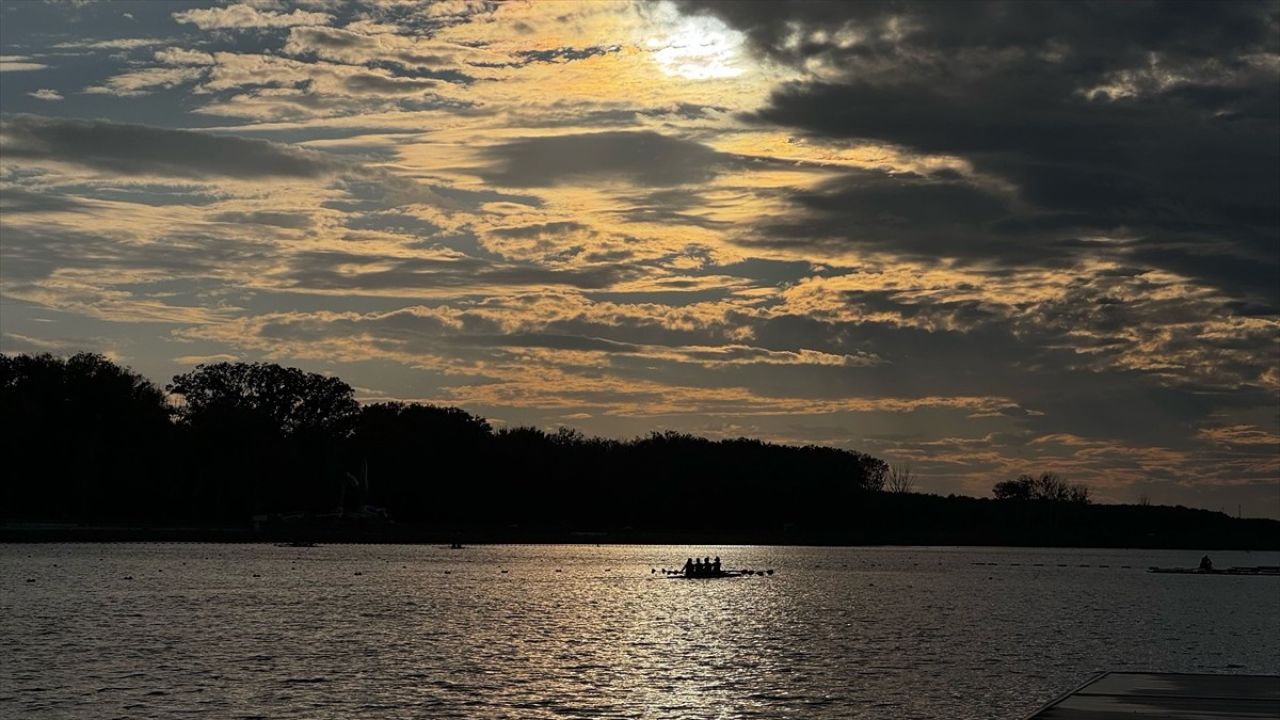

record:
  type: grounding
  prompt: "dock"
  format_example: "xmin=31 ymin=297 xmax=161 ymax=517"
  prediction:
xmin=1028 ymin=672 xmax=1279 ymax=719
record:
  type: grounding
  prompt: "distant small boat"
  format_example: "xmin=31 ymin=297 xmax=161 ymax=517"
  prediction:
xmin=276 ymin=541 xmax=317 ymax=548
xmin=1148 ymin=565 xmax=1280 ymax=576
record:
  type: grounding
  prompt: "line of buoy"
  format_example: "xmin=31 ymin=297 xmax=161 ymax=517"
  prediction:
xmin=969 ymin=562 xmax=1140 ymax=569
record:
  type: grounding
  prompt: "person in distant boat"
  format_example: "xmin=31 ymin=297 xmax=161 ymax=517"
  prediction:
xmin=712 ymin=556 xmax=721 ymax=574
xmin=683 ymin=558 xmax=694 ymax=576
xmin=1199 ymin=555 xmax=1213 ymax=571
xmin=704 ymin=557 xmax=712 ymax=575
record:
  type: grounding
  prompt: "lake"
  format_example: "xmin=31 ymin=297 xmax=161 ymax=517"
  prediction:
xmin=2 ymin=544 xmax=1277 ymax=719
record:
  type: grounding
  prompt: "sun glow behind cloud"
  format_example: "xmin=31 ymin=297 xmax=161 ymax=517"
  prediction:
xmin=643 ymin=2 xmax=749 ymax=80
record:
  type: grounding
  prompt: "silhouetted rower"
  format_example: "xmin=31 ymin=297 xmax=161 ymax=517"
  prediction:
xmin=682 ymin=557 xmax=694 ymax=576
xmin=1199 ymin=555 xmax=1213 ymax=571
xmin=712 ymin=556 xmax=721 ymax=574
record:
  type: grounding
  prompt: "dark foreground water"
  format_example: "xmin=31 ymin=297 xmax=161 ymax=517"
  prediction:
xmin=2 ymin=544 xmax=1277 ymax=719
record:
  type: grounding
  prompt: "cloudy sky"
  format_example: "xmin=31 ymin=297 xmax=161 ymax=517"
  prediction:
xmin=1 ymin=0 xmax=1277 ymax=515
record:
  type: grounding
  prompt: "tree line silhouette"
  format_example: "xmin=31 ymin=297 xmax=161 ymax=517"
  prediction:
xmin=1 ymin=352 xmax=1275 ymax=548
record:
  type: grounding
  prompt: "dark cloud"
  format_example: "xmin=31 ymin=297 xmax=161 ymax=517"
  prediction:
xmin=680 ymin=1 xmax=1280 ymax=306
xmin=0 ymin=223 xmax=270 ymax=283
xmin=698 ymin=258 xmax=823 ymax=285
xmin=513 ymin=45 xmax=621 ymax=64
xmin=479 ymin=131 xmax=731 ymax=187
xmin=0 ymin=114 xmax=341 ymax=178
xmin=0 ymin=188 xmax=88 ymax=214
xmin=680 ymin=1 xmax=1276 ymax=68
xmin=745 ymin=170 xmax=1024 ymax=261
xmin=490 ymin=221 xmax=592 ymax=239
xmin=342 ymin=73 xmax=437 ymax=96
xmin=616 ymin=187 xmax=734 ymax=227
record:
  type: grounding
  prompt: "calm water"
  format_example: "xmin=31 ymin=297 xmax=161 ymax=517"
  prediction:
xmin=2 ymin=544 xmax=1277 ymax=719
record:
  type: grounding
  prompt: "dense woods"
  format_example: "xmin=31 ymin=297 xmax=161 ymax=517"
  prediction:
xmin=1 ymin=353 xmax=1276 ymax=549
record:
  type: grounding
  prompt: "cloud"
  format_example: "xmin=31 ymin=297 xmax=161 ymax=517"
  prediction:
xmin=84 ymin=67 xmax=206 ymax=97
xmin=0 ymin=56 xmax=47 ymax=72
xmin=479 ymin=131 xmax=732 ymax=187
xmin=742 ymin=170 xmax=1021 ymax=261
xmin=52 ymin=37 xmax=168 ymax=50
xmin=1199 ymin=425 xmax=1280 ymax=447
xmin=0 ymin=114 xmax=343 ymax=178
xmin=209 ymin=210 xmax=317 ymax=229
xmin=154 ymin=48 xmax=217 ymax=66
xmin=27 ymin=89 xmax=63 ymax=101
xmin=682 ymin=1 xmax=1280 ymax=305
xmin=172 ymin=4 xmax=332 ymax=31
xmin=0 ymin=188 xmax=88 ymax=215
xmin=281 ymin=25 xmax=476 ymax=75
xmin=279 ymin=251 xmax=629 ymax=294
xmin=341 ymin=72 xmax=437 ymax=96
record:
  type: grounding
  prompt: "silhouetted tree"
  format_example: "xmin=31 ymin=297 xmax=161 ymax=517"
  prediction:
xmin=1068 ymin=484 xmax=1091 ymax=504
xmin=166 ymin=362 xmax=359 ymax=519
xmin=167 ymin=362 xmax=358 ymax=440
xmin=0 ymin=353 xmax=174 ymax=522
xmin=887 ymin=464 xmax=915 ymax=493
xmin=993 ymin=473 xmax=1091 ymax=504
xmin=33 ymin=353 xmax=1276 ymax=549
xmin=348 ymin=402 xmax=493 ymax=521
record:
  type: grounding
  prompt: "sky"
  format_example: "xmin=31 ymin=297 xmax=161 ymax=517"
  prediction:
xmin=1 ymin=0 xmax=1277 ymax=516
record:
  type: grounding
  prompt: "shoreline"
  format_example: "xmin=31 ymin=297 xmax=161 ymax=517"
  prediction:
xmin=3 ymin=524 xmax=1277 ymax=550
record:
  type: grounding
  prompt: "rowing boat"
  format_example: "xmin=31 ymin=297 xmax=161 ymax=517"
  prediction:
xmin=1148 ymin=565 xmax=1280 ymax=576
